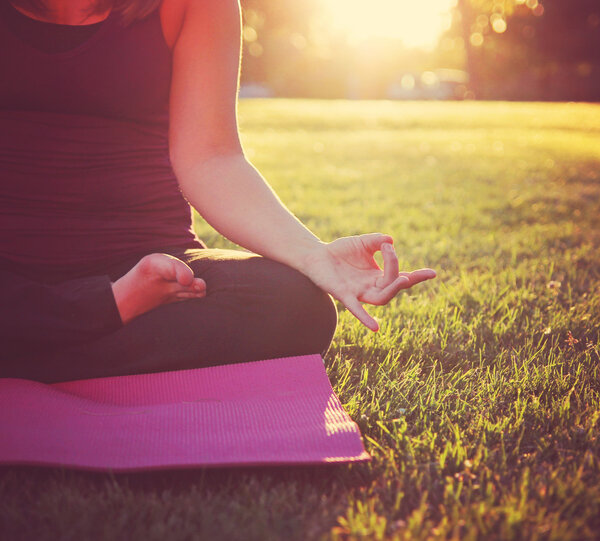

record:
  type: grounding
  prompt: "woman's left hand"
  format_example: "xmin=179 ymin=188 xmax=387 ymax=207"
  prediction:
xmin=300 ymin=233 xmax=436 ymax=331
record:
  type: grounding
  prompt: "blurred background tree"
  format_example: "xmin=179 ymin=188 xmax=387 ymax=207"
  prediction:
xmin=455 ymin=0 xmax=600 ymax=99
xmin=238 ymin=0 xmax=600 ymax=101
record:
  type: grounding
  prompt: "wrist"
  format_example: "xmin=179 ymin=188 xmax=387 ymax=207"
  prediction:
xmin=292 ymin=239 xmax=329 ymax=276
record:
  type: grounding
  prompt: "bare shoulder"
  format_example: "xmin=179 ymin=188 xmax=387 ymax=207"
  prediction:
xmin=167 ymin=0 xmax=242 ymax=169
xmin=160 ymin=0 xmax=240 ymax=51
xmin=158 ymin=0 xmax=187 ymax=51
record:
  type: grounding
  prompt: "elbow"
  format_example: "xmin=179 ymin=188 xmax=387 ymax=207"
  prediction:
xmin=169 ymin=144 xmax=247 ymax=195
xmin=169 ymin=141 xmax=245 ymax=180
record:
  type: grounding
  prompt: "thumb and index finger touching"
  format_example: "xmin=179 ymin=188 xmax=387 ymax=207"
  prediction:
xmin=359 ymin=232 xmax=394 ymax=254
xmin=360 ymin=233 xmax=437 ymax=284
xmin=343 ymin=232 xmax=437 ymax=331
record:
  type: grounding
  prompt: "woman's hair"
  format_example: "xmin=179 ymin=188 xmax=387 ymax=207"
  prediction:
xmin=8 ymin=0 xmax=162 ymax=25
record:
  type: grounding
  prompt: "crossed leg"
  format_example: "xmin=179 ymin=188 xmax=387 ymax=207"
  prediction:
xmin=2 ymin=249 xmax=338 ymax=383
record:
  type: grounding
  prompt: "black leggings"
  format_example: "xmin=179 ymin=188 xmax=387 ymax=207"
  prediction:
xmin=0 ymin=248 xmax=338 ymax=383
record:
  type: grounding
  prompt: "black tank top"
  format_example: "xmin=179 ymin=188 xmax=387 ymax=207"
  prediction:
xmin=0 ymin=1 xmax=103 ymax=53
xmin=0 ymin=1 xmax=199 ymax=274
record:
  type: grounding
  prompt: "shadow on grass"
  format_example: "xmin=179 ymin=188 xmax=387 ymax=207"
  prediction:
xmin=0 ymin=462 xmax=376 ymax=541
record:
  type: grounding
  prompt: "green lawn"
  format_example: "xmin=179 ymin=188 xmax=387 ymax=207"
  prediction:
xmin=2 ymin=100 xmax=599 ymax=540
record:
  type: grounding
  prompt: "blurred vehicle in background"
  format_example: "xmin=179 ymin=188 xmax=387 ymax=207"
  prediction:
xmin=387 ymin=69 xmax=470 ymax=100
xmin=239 ymin=83 xmax=275 ymax=98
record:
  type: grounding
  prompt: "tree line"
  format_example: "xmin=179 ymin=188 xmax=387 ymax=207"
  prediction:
xmin=239 ymin=0 xmax=600 ymax=101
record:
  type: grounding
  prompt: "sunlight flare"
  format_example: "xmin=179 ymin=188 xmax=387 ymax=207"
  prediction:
xmin=323 ymin=0 xmax=456 ymax=49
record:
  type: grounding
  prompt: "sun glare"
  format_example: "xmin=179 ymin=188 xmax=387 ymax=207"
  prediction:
xmin=324 ymin=0 xmax=456 ymax=49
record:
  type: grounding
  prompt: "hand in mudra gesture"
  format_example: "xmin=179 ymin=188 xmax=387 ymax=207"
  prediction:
xmin=302 ymin=233 xmax=436 ymax=331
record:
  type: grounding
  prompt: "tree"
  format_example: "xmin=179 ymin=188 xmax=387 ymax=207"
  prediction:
xmin=454 ymin=0 xmax=600 ymax=100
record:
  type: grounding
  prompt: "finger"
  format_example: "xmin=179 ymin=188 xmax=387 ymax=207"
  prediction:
xmin=171 ymin=258 xmax=196 ymax=287
xmin=363 ymin=268 xmax=437 ymax=305
xmin=377 ymin=242 xmax=399 ymax=288
xmin=171 ymin=279 xmax=206 ymax=295
xmin=400 ymin=268 xmax=437 ymax=286
xmin=192 ymin=278 xmax=207 ymax=293
xmin=360 ymin=275 xmax=410 ymax=305
xmin=176 ymin=291 xmax=206 ymax=299
xmin=359 ymin=232 xmax=394 ymax=255
xmin=342 ymin=295 xmax=379 ymax=332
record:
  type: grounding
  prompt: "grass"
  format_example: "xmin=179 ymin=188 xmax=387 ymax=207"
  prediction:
xmin=1 ymin=100 xmax=599 ymax=540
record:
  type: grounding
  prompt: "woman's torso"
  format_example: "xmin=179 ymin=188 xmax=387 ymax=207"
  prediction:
xmin=0 ymin=0 xmax=200 ymax=277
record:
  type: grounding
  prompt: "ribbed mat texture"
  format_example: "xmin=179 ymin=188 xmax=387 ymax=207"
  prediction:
xmin=0 ymin=354 xmax=370 ymax=471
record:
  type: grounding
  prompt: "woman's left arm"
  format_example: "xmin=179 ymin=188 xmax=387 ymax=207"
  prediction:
xmin=168 ymin=0 xmax=435 ymax=331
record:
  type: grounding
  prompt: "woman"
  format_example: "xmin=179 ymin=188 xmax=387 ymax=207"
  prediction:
xmin=0 ymin=0 xmax=435 ymax=383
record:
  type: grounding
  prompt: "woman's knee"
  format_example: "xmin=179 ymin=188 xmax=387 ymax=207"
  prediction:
xmin=246 ymin=258 xmax=338 ymax=354
xmin=288 ymin=272 xmax=337 ymax=350
xmin=180 ymin=251 xmax=339 ymax=356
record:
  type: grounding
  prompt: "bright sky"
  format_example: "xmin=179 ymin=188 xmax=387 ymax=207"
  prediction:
xmin=323 ymin=0 xmax=456 ymax=49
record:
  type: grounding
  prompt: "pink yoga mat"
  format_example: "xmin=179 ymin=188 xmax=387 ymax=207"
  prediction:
xmin=0 ymin=355 xmax=370 ymax=471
